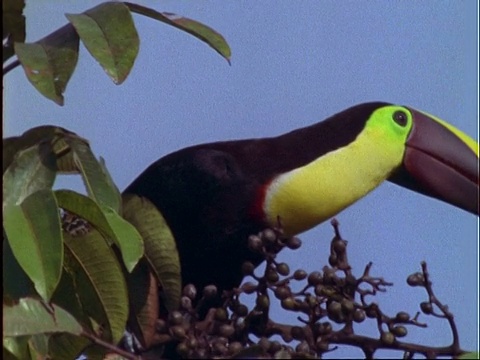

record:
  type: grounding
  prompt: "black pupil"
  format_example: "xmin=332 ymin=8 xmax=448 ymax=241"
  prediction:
xmin=393 ymin=110 xmax=408 ymax=126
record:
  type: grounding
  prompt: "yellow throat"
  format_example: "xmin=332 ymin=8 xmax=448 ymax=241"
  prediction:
xmin=263 ymin=119 xmax=407 ymax=236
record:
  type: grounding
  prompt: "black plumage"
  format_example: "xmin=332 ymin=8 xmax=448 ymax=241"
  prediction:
xmin=124 ymin=103 xmax=385 ymax=295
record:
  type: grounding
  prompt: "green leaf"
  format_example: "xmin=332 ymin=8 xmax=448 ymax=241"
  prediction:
xmin=66 ymin=137 xmax=121 ymax=212
xmin=56 ymin=190 xmax=144 ymax=272
xmin=98 ymin=156 xmax=121 ymax=203
xmin=122 ymin=194 xmax=181 ymax=312
xmin=64 ymin=230 xmax=129 ymax=343
xmin=3 ymin=190 xmax=63 ymax=302
xmin=126 ymin=2 xmax=231 ymax=64
xmin=459 ymin=352 xmax=480 ymax=360
xmin=3 ymin=142 xmax=56 ymax=207
xmin=3 ymin=238 xmax=35 ymax=301
xmin=100 ymin=205 xmax=144 ymax=271
xmin=3 ymin=337 xmax=31 ymax=360
xmin=2 ymin=136 xmax=21 ymax=175
xmin=3 ymin=297 xmax=83 ymax=336
xmin=48 ymin=271 xmax=94 ymax=359
xmin=3 ymin=347 xmax=20 ymax=360
xmin=48 ymin=333 xmax=90 ymax=360
xmin=28 ymin=334 xmax=50 ymax=359
xmin=66 ymin=2 xmax=139 ymax=84
xmin=51 ymin=268 xmax=93 ymax=332
xmin=2 ymin=348 xmax=18 ymax=360
xmin=126 ymin=259 xmax=159 ymax=348
xmin=14 ymin=24 xmax=79 ymax=105
xmin=2 ymin=125 xmax=84 ymax=175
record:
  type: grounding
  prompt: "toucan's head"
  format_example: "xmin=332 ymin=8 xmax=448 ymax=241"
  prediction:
xmin=261 ymin=103 xmax=478 ymax=236
xmin=372 ymin=105 xmax=479 ymax=215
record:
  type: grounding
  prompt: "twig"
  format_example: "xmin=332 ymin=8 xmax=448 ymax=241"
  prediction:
xmin=3 ymin=59 xmax=20 ymax=75
xmin=81 ymin=330 xmax=141 ymax=360
xmin=420 ymin=261 xmax=462 ymax=354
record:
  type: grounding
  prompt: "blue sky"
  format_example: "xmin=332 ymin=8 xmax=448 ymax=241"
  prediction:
xmin=4 ymin=1 xmax=479 ymax=357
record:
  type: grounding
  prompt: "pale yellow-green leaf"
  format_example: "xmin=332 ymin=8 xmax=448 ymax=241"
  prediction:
xmin=3 ymin=190 xmax=63 ymax=302
xmin=66 ymin=137 xmax=120 ymax=212
xmin=56 ymin=190 xmax=143 ymax=272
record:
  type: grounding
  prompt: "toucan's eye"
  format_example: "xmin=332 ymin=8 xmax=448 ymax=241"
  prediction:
xmin=393 ymin=110 xmax=408 ymax=127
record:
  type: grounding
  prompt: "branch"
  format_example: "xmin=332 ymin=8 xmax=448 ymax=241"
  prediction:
xmin=3 ymin=59 xmax=20 ymax=76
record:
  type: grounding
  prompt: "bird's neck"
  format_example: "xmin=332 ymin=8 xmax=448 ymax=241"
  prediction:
xmin=262 ymin=125 xmax=405 ymax=236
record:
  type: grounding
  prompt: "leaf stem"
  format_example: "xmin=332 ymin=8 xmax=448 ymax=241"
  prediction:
xmin=81 ymin=330 xmax=140 ymax=360
xmin=3 ymin=59 xmax=20 ymax=75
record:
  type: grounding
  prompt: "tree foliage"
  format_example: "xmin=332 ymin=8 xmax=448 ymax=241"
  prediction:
xmin=3 ymin=2 xmax=229 ymax=359
xmin=3 ymin=2 xmax=476 ymax=359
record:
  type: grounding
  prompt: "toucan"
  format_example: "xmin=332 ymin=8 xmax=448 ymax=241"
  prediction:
xmin=124 ymin=102 xmax=479 ymax=298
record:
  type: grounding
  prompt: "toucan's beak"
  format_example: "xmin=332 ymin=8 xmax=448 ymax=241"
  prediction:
xmin=389 ymin=108 xmax=479 ymax=215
